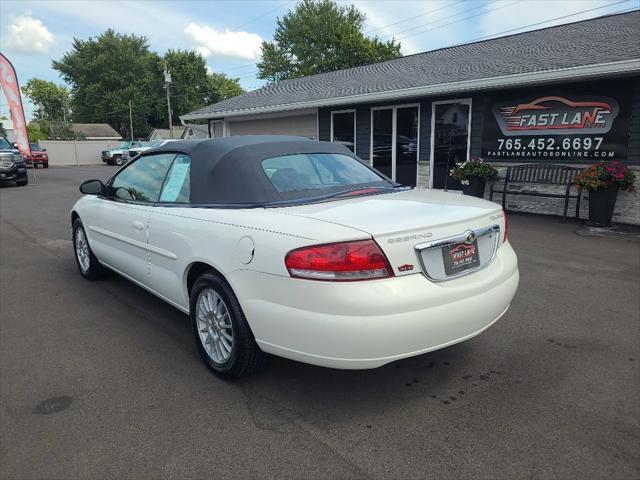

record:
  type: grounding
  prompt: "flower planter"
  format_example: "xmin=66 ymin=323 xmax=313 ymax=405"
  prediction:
xmin=462 ymin=177 xmax=486 ymax=198
xmin=588 ymin=184 xmax=618 ymax=227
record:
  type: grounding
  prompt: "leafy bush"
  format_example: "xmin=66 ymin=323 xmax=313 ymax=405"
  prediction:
xmin=575 ymin=161 xmax=636 ymax=192
xmin=450 ymin=156 xmax=499 ymax=185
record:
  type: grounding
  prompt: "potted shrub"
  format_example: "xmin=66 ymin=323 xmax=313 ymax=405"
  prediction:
xmin=575 ymin=160 xmax=636 ymax=227
xmin=450 ymin=156 xmax=499 ymax=198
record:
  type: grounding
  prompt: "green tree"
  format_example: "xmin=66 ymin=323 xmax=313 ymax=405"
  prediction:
xmin=161 ymin=50 xmax=244 ymax=127
xmin=206 ymin=72 xmax=244 ymax=103
xmin=257 ymin=0 xmax=401 ymax=83
xmin=26 ymin=120 xmax=47 ymax=142
xmin=0 ymin=116 xmax=7 ymax=139
xmin=52 ymin=29 xmax=164 ymax=139
xmin=21 ymin=79 xmax=71 ymax=121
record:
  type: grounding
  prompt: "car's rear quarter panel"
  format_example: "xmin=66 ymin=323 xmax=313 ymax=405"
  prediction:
xmin=146 ymin=206 xmax=372 ymax=310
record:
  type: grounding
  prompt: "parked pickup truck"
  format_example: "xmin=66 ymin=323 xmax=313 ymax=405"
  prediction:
xmin=121 ymin=140 xmax=177 ymax=164
xmin=101 ymin=141 xmax=147 ymax=165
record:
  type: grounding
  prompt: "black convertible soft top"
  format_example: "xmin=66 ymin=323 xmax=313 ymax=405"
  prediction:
xmin=149 ymin=135 xmax=390 ymax=205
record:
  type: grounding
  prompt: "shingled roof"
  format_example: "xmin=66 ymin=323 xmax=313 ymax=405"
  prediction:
xmin=71 ymin=123 xmax=121 ymax=139
xmin=182 ymin=11 xmax=640 ymax=121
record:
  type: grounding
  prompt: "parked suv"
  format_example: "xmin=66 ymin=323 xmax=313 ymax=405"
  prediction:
xmin=101 ymin=141 xmax=147 ymax=166
xmin=0 ymin=137 xmax=28 ymax=186
xmin=25 ymin=143 xmax=49 ymax=168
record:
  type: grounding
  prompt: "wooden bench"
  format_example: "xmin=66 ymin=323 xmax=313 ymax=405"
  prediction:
xmin=489 ymin=164 xmax=582 ymax=221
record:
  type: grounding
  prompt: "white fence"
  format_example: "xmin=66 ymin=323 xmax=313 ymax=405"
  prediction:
xmin=39 ymin=140 xmax=122 ymax=166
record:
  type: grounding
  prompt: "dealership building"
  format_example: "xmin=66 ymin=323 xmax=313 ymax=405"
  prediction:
xmin=182 ymin=11 xmax=640 ymax=224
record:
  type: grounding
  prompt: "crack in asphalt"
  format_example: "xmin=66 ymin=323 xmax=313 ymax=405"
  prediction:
xmin=0 ymin=216 xmax=61 ymax=259
xmin=241 ymin=381 xmax=374 ymax=479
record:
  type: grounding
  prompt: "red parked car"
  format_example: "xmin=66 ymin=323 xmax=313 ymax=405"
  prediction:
xmin=25 ymin=143 xmax=49 ymax=168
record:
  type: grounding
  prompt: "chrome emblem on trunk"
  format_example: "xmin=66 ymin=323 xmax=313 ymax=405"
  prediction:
xmin=387 ymin=232 xmax=432 ymax=244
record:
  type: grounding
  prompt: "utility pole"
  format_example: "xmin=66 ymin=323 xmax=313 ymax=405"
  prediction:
xmin=164 ymin=67 xmax=172 ymax=139
xmin=128 ymin=99 xmax=133 ymax=140
xmin=62 ymin=95 xmax=68 ymax=124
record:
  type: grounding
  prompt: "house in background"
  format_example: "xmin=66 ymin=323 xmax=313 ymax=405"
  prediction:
xmin=181 ymin=123 xmax=209 ymax=139
xmin=1 ymin=118 xmax=15 ymax=142
xmin=71 ymin=123 xmax=121 ymax=140
xmin=147 ymin=126 xmax=186 ymax=141
xmin=181 ymin=11 xmax=640 ymax=224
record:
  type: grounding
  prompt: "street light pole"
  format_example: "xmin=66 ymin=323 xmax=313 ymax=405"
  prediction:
xmin=164 ymin=67 xmax=172 ymax=139
xmin=128 ymin=99 xmax=133 ymax=141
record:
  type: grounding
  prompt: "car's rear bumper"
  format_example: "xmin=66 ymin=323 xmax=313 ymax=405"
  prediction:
xmin=28 ymin=158 xmax=48 ymax=166
xmin=228 ymin=242 xmax=519 ymax=369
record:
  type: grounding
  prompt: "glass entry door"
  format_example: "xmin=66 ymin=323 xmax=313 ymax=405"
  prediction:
xmin=431 ymin=100 xmax=471 ymax=190
xmin=372 ymin=105 xmax=419 ymax=187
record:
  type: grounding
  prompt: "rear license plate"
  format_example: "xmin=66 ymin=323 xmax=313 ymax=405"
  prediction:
xmin=442 ymin=240 xmax=479 ymax=276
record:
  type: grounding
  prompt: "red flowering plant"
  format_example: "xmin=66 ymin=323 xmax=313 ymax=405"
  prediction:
xmin=575 ymin=161 xmax=636 ymax=192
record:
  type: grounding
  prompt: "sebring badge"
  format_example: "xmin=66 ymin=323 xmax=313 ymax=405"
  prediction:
xmin=387 ymin=232 xmax=433 ymax=244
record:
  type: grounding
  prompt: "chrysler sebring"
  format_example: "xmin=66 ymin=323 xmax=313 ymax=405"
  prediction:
xmin=71 ymin=136 xmax=519 ymax=379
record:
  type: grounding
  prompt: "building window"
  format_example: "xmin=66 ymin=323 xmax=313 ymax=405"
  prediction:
xmin=330 ymin=110 xmax=356 ymax=153
xmin=371 ymin=104 xmax=419 ymax=187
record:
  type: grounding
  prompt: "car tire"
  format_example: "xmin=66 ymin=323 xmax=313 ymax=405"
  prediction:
xmin=43 ymin=164 xmax=49 ymax=169
xmin=106 ymin=159 xmax=114 ymax=166
xmin=114 ymin=156 xmax=123 ymax=166
xmin=16 ymin=179 xmax=28 ymax=186
xmin=190 ymin=271 xmax=267 ymax=379
xmin=72 ymin=219 xmax=108 ymax=280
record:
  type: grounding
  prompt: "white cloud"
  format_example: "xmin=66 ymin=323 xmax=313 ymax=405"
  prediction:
xmin=4 ymin=15 xmax=54 ymax=53
xmin=184 ymin=23 xmax=263 ymax=60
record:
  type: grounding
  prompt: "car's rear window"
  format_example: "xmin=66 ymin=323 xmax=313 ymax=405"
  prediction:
xmin=262 ymin=153 xmax=385 ymax=193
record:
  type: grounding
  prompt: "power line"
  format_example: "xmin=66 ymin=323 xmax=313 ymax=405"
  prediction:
xmin=396 ymin=0 xmax=522 ymax=41
xmin=379 ymin=1 xmax=504 ymax=40
xmin=218 ymin=62 xmax=259 ymax=72
xmin=364 ymin=2 xmax=454 ymax=35
xmin=451 ymin=0 xmax=636 ymax=45
xmin=232 ymin=0 xmax=292 ymax=30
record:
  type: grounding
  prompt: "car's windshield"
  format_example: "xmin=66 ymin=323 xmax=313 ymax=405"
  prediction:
xmin=117 ymin=142 xmax=132 ymax=149
xmin=30 ymin=143 xmax=44 ymax=151
xmin=262 ymin=153 xmax=390 ymax=197
xmin=0 ymin=138 xmax=12 ymax=149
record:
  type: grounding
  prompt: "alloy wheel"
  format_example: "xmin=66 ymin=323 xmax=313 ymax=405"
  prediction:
xmin=75 ymin=228 xmax=91 ymax=273
xmin=196 ymin=288 xmax=234 ymax=364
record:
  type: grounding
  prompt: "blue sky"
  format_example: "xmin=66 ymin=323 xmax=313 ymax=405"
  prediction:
xmin=1 ymin=0 xmax=637 ymax=121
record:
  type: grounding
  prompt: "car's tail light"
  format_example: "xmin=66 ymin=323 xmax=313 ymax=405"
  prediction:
xmin=285 ymin=240 xmax=393 ymax=281
xmin=503 ymin=210 xmax=508 ymax=243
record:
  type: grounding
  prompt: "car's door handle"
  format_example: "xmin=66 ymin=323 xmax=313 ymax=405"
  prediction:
xmin=133 ymin=221 xmax=145 ymax=231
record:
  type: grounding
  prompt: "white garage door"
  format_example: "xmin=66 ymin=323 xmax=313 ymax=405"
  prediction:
xmin=227 ymin=113 xmax=317 ymax=139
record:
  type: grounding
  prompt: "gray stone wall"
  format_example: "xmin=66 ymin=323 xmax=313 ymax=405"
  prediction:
xmin=417 ymin=161 xmax=430 ymax=188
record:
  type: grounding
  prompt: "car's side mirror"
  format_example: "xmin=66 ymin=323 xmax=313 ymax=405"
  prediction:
xmin=79 ymin=179 xmax=105 ymax=195
xmin=43 ymin=148 xmax=47 ymax=152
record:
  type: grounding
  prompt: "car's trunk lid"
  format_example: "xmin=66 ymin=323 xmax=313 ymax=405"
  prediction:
xmin=276 ymin=189 xmax=506 ymax=279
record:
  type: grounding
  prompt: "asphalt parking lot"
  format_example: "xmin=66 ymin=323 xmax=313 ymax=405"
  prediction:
xmin=1 ymin=166 xmax=639 ymax=480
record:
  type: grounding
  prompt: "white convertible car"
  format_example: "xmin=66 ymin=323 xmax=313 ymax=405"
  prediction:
xmin=72 ymin=136 xmax=519 ymax=379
